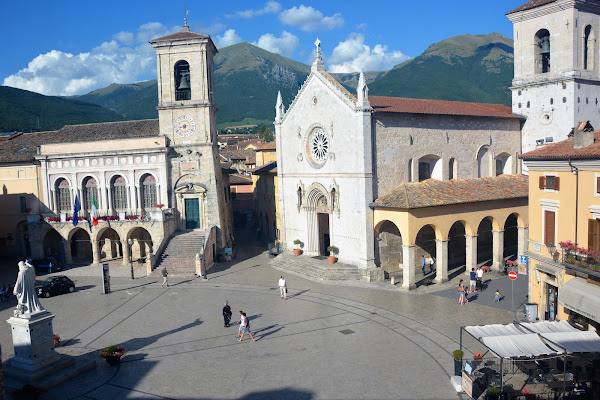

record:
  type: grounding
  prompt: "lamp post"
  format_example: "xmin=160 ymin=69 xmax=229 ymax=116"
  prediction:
xmin=547 ymin=242 xmax=556 ymax=261
xmin=128 ymin=238 xmax=134 ymax=279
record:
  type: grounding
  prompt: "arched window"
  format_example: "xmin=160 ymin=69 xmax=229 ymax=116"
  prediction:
xmin=535 ymin=29 xmax=551 ymax=74
xmin=408 ymin=159 xmax=413 ymax=182
xmin=495 ymin=153 xmax=513 ymax=176
xmin=584 ymin=25 xmax=594 ymax=71
xmin=56 ymin=178 xmax=71 ymax=212
xmin=82 ymin=177 xmax=98 ymax=211
xmin=174 ymin=60 xmax=191 ymax=101
xmin=111 ymin=176 xmax=128 ymax=210
xmin=449 ymin=158 xmax=457 ymax=180
xmin=477 ymin=146 xmax=492 ymax=177
xmin=418 ymin=155 xmax=442 ymax=181
xmin=141 ymin=174 xmax=157 ymax=209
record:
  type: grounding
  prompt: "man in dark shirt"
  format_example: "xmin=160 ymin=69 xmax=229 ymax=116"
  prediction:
xmin=469 ymin=268 xmax=477 ymax=293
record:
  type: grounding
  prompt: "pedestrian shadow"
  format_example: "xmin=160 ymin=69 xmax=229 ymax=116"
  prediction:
xmin=291 ymin=289 xmax=310 ymax=298
xmin=247 ymin=313 xmax=263 ymax=322
xmin=239 ymin=387 xmax=313 ymax=400
xmin=467 ymin=293 xmax=479 ymax=302
xmin=59 ymin=338 xmax=81 ymax=347
xmin=254 ymin=324 xmax=284 ymax=339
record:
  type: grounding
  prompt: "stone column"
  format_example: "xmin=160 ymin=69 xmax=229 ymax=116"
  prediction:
xmin=62 ymin=238 xmax=72 ymax=265
xmin=492 ymin=230 xmax=504 ymax=271
xmin=466 ymin=235 xmax=478 ymax=273
xmin=518 ymin=227 xmax=528 ymax=257
xmin=402 ymin=245 xmax=416 ymax=290
xmin=122 ymin=239 xmax=130 ymax=266
xmin=107 ymin=186 xmax=113 ymax=213
xmin=136 ymin=185 xmax=142 ymax=212
xmin=91 ymin=240 xmax=100 ymax=265
xmin=50 ymin=189 xmax=57 ymax=213
xmin=306 ymin=211 xmax=318 ymax=254
xmin=435 ymin=239 xmax=449 ymax=284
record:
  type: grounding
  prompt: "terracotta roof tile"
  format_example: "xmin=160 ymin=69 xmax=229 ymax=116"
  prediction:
xmin=254 ymin=141 xmax=277 ymax=151
xmin=253 ymin=161 xmax=277 ymax=175
xmin=151 ymin=29 xmax=209 ymax=42
xmin=229 ymin=174 xmax=253 ymax=185
xmin=522 ymin=131 xmax=600 ymax=160
xmin=507 ymin=0 xmax=555 ymax=15
xmin=372 ymin=175 xmax=528 ymax=209
xmin=370 ymin=96 xmax=521 ymax=119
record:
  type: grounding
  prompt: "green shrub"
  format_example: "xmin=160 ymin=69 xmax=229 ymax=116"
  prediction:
xmin=452 ymin=349 xmax=464 ymax=361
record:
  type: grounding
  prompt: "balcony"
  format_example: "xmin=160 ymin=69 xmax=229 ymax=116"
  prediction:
xmin=32 ymin=208 xmax=175 ymax=225
xmin=555 ymin=241 xmax=600 ymax=277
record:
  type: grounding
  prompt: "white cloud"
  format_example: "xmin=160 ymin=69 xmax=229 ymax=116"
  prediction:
xmin=252 ymin=31 xmax=299 ymax=57
xmin=214 ymin=29 xmax=242 ymax=48
xmin=328 ymin=33 xmax=411 ymax=73
xmin=227 ymin=1 xmax=281 ymax=18
xmin=3 ymin=22 xmax=179 ymax=96
xmin=279 ymin=5 xmax=343 ymax=32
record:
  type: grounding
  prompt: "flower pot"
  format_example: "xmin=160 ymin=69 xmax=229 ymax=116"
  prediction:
xmin=293 ymin=248 xmax=301 ymax=256
xmin=327 ymin=256 xmax=336 ymax=264
xmin=454 ymin=359 xmax=463 ymax=376
xmin=103 ymin=355 xmax=122 ymax=366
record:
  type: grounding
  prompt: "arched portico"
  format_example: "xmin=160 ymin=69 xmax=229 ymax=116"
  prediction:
xmin=303 ymin=183 xmax=333 ymax=256
xmin=69 ymin=228 xmax=92 ymax=264
xmin=374 ymin=220 xmax=403 ymax=277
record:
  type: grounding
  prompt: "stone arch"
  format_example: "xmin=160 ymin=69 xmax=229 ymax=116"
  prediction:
xmin=477 ymin=217 xmax=494 ymax=266
xmin=535 ymin=29 xmax=551 ymax=74
xmin=126 ymin=227 xmax=154 ymax=262
xmin=78 ymin=173 xmax=100 ymax=187
xmin=448 ymin=221 xmax=467 ymax=273
xmin=107 ymin=171 xmax=129 ymax=184
xmin=70 ymin=228 xmax=92 ymax=264
xmin=42 ymin=229 xmax=63 ymax=259
xmin=495 ymin=152 xmax=513 ymax=176
xmin=305 ymin=183 xmax=331 ymax=211
xmin=418 ymin=154 xmax=442 ymax=181
xmin=304 ymin=182 xmax=332 ymax=255
xmin=449 ymin=157 xmax=457 ymax=180
xmin=81 ymin=175 xmax=100 ymax=210
xmin=476 ymin=145 xmax=494 ymax=178
xmin=174 ymin=59 xmax=191 ymax=100
xmin=139 ymin=173 xmax=158 ymax=210
xmin=584 ymin=25 xmax=595 ymax=71
xmin=96 ymin=227 xmax=122 ymax=261
xmin=415 ymin=224 xmax=437 ymax=266
xmin=374 ymin=220 xmax=403 ymax=275
xmin=51 ymin=175 xmax=72 ymax=187
xmin=504 ymin=213 xmax=519 ymax=262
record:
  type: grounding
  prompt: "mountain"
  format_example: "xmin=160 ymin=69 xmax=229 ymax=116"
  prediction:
xmin=76 ymin=80 xmax=157 ymax=120
xmin=367 ymin=33 xmax=514 ymax=105
xmin=0 ymin=86 xmax=123 ymax=133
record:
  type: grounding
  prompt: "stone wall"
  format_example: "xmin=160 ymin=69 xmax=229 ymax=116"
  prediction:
xmin=203 ymin=225 xmax=217 ymax=272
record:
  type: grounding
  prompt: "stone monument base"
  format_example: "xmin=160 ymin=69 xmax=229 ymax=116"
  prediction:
xmin=7 ymin=311 xmax=59 ymax=371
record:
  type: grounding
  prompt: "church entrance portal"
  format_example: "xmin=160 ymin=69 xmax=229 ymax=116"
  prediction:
xmin=185 ymin=198 xmax=200 ymax=229
xmin=318 ymin=213 xmax=330 ymax=256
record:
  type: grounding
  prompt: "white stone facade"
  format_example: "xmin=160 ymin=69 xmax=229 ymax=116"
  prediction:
xmin=508 ymin=0 xmax=600 ymax=162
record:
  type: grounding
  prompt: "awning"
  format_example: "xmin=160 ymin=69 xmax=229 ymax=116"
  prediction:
xmin=481 ymin=334 xmax=559 ymax=358
xmin=520 ymin=320 xmax=580 ymax=334
xmin=558 ymin=278 xmax=600 ymax=322
xmin=466 ymin=323 xmax=523 ymax=340
xmin=542 ymin=331 xmax=600 ymax=353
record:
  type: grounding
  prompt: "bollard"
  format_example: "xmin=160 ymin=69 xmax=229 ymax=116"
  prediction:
xmin=391 ymin=276 xmax=395 ymax=286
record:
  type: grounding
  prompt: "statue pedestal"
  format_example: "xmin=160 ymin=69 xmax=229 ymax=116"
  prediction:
xmin=7 ymin=311 xmax=59 ymax=372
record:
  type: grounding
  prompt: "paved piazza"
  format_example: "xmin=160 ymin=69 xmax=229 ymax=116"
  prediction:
xmin=0 ymin=241 xmax=523 ymax=399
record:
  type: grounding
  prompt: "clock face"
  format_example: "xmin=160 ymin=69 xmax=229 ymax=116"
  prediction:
xmin=174 ymin=115 xmax=196 ymax=137
xmin=306 ymin=127 xmax=329 ymax=167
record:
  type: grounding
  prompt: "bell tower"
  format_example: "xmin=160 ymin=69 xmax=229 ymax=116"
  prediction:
xmin=507 ymin=0 xmax=600 ymax=163
xmin=150 ymin=19 xmax=229 ymax=247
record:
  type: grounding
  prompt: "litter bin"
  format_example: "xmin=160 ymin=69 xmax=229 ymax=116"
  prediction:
xmin=524 ymin=303 xmax=538 ymax=322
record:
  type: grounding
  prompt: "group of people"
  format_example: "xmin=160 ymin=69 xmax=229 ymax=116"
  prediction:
xmin=0 ymin=283 xmax=14 ymax=302
xmin=421 ymin=255 xmax=435 ymax=276
xmin=458 ymin=267 xmax=500 ymax=305
xmin=222 ymin=301 xmax=255 ymax=342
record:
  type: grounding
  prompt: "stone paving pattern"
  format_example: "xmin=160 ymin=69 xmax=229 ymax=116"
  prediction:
xmin=0 ymin=235 xmax=528 ymax=399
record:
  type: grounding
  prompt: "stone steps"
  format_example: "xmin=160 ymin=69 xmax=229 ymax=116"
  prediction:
xmin=270 ymin=252 xmax=363 ymax=282
xmin=152 ymin=231 xmax=206 ymax=277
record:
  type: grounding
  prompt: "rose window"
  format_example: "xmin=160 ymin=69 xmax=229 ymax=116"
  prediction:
xmin=307 ymin=128 xmax=329 ymax=166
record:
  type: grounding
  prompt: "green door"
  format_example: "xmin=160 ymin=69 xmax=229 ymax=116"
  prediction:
xmin=185 ymin=198 xmax=200 ymax=229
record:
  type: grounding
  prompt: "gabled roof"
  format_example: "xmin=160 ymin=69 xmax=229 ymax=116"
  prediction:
xmin=371 ymin=175 xmax=528 ymax=210
xmin=507 ymin=0 xmax=556 ymax=15
xmin=0 ymin=119 xmax=160 ymax=164
xmin=253 ymin=161 xmax=277 ymax=175
xmin=254 ymin=141 xmax=277 ymax=151
xmin=370 ymin=96 xmax=521 ymax=120
xmin=229 ymin=174 xmax=253 ymax=185
xmin=150 ymin=25 xmax=209 ymax=43
xmin=522 ymin=131 xmax=600 ymax=160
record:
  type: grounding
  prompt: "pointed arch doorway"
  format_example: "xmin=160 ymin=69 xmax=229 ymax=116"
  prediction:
xmin=305 ymin=185 xmax=332 ymax=256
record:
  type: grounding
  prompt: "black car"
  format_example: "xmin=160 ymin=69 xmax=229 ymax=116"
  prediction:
xmin=37 ymin=276 xmax=75 ymax=298
xmin=31 ymin=257 xmax=62 ymax=274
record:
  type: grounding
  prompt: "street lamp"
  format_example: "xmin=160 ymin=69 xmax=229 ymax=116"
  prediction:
xmin=128 ymin=238 xmax=134 ymax=279
xmin=546 ymin=242 xmax=556 ymax=261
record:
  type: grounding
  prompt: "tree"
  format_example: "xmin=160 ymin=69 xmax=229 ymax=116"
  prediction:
xmin=257 ymin=124 xmax=274 ymax=142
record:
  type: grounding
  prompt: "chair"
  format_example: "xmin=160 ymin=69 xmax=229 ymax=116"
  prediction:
xmin=565 ymin=372 xmax=574 ymax=381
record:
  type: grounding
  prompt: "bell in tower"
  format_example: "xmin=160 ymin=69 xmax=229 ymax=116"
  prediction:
xmin=175 ymin=61 xmax=191 ymax=101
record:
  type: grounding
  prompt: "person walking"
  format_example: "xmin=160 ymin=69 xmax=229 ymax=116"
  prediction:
xmin=278 ymin=275 xmax=287 ymax=299
xmin=238 ymin=312 xmax=255 ymax=342
xmin=421 ymin=255 xmax=426 ymax=276
xmin=469 ymin=268 xmax=477 ymax=293
xmin=428 ymin=256 xmax=435 ymax=274
xmin=223 ymin=301 xmax=232 ymax=327
xmin=476 ymin=266 xmax=484 ymax=290
xmin=161 ymin=267 xmax=168 ymax=287
xmin=458 ymin=280 xmax=466 ymax=305
xmin=494 ymin=289 xmax=501 ymax=302
xmin=236 ymin=311 xmax=244 ymax=338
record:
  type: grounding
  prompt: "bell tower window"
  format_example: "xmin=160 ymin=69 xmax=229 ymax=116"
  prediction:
xmin=174 ymin=60 xmax=191 ymax=101
xmin=584 ymin=25 xmax=594 ymax=71
xmin=535 ymin=29 xmax=551 ymax=74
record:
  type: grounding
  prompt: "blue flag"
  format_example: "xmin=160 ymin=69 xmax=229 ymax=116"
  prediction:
xmin=73 ymin=195 xmax=81 ymax=226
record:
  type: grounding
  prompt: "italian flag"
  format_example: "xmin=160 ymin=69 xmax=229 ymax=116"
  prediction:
xmin=91 ymin=193 xmax=98 ymax=226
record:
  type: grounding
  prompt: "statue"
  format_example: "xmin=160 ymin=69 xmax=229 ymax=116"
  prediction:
xmin=13 ymin=260 xmax=45 ymax=316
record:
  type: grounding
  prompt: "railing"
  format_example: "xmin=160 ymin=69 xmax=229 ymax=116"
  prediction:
xmin=558 ymin=246 xmax=600 ymax=274
xmin=39 ymin=208 xmax=175 ymax=224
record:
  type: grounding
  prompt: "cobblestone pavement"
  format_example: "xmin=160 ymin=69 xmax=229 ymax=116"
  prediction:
xmin=0 ymin=238 xmax=521 ymax=400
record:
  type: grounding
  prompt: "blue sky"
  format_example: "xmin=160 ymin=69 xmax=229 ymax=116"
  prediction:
xmin=1 ymin=0 xmax=526 ymax=96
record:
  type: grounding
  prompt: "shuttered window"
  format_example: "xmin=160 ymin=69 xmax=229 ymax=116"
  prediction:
xmin=544 ymin=210 xmax=556 ymax=245
xmin=597 ymin=177 xmax=600 ymax=194
xmin=539 ymin=175 xmax=560 ymax=190
xmin=589 ymin=219 xmax=600 ymax=253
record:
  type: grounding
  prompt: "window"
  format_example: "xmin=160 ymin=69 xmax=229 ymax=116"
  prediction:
xmin=83 ymin=177 xmax=98 ymax=211
xmin=449 ymin=158 xmax=457 ymax=180
xmin=418 ymin=162 xmax=431 ymax=181
xmin=408 ymin=159 xmax=413 ymax=182
xmin=544 ymin=210 xmax=555 ymax=245
xmin=141 ymin=174 xmax=157 ymax=209
xmin=589 ymin=219 xmax=600 ymax=254
xmin=418 ymin=155 xmax=442 ymax=181
xmin=477 ymin=146 xmax=492 ymax=177
xmin=597 ymin=176 xmax=600 ymax=195
xmin=19 ymin=196 xmax=26 ymax=213
xmin=539 ymin=175 xmax=560 ymax=191
xmin=174 ymin=60 xmax=191 ymax=101
xmin=535 ymin=29 xmax=551 ymax=74
xmin=57 ymin=178 xmax=71 ymax=212
xmin=584 ymin=25 xmax=594 ymax=71
xmin=111 ymin=176 xmax=128 ymax=210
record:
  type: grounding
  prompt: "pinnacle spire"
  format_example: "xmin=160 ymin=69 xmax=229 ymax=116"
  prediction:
xmin=311 ymin=38 xmax=325 ymax=72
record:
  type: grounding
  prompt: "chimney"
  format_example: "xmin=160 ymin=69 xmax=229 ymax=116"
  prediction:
xmin=573 ymin=121 xmax=595 ymax=149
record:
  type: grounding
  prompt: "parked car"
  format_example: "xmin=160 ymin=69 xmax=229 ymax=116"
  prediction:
xmin=37 ymin=276 xmax=75 ymax=298
xmin=31 ymin=257 xmax=62 ymax=274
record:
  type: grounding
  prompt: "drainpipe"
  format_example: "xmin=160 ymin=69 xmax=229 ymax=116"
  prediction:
xmin=568 ymin=159 xmax=579 ymax=246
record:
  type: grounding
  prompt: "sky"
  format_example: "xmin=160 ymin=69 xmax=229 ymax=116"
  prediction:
xmin=1 ymin=0 xmax=526 ymax=97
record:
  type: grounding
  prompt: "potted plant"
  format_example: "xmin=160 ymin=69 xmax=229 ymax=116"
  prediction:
xmin=452 ymin=349 xmax=464 ymax=376
xmin=474 ymin=352 xmax=483 ymax=361
xmin=327 ymin=245 xmax=338 ymax=264
xmin=293 ymin=239 xmax=302 ymax=256
xmin=485 ymin=387 xmax=501 ymax=400
xmin=100 ymin=345 xmax=127 ymax=366
xmin=521 ymin=388 xmax=536 ymax=400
